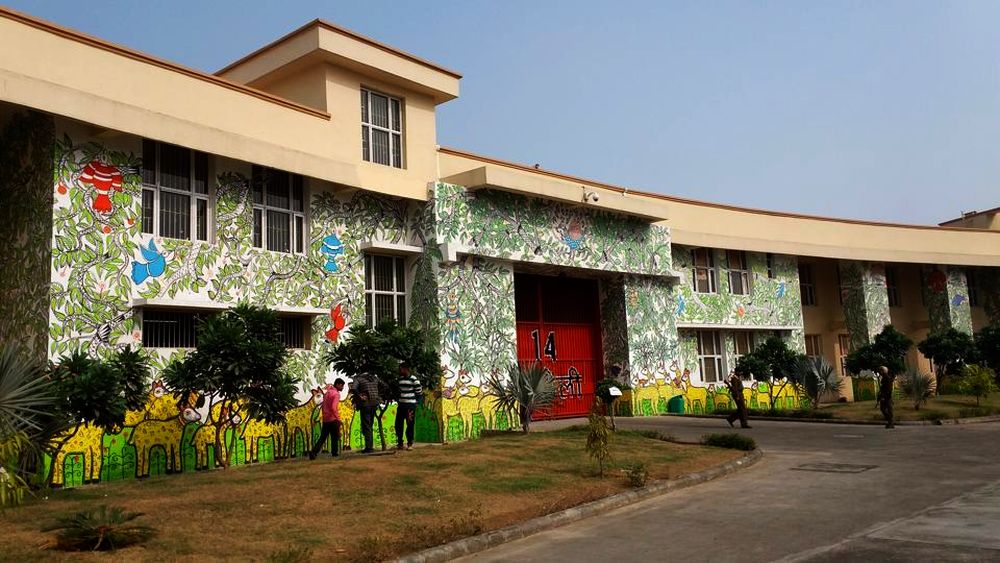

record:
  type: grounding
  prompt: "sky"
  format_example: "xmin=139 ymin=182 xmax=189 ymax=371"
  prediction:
xmin=8 ymin=1 xmax=1000 ymax=225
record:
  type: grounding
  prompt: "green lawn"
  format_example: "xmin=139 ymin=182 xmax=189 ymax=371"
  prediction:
xmin=821 ymin=393 xmax=1000 ymax=422
xmin=0 ymin=428 xmax=741 ymax=562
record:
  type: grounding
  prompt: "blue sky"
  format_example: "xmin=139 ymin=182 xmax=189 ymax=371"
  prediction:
xmin=9 ymin=1 xmax=999 ymax=224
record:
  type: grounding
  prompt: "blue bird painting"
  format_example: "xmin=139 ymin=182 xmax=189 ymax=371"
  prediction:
xmin=131 ymin=239 xmax=166 ymax=284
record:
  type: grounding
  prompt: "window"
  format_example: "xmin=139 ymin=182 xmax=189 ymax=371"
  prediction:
xmin=805 ymin=334 xmax=822 ymax=360
xmin=361 ymin=88 xmax=403 ymax=168
xmin=799 ymin=264 xmax=816 ymax=306
xmin=837 ymin=266 xmax=847 ymax=305
xmin=727 ymin=251 xmax=750 ymax=295
xmin=838 ymin=334 xmax=853 ymax=376
xmin=278 ymin=316 xmax=309 ymax=349
xmin=886 ymin=266 xmax=900 ymax=308
xmin=251 ymin=166 xmax=306 ymax=254
xmin=141 ymin=309 xmax=209 ymax=348
xmin=365 ymin=254 xmax=407 ymax=326
xmin=142 ymin=140 xmax=210 ymax=241
xmin=692 ymin=248 xmax=717 ymax=293
xmin=697 ymin=331 xmax=724 ymax=384
xmin=766 ymin=253 xmax=776 ymax=279
xmin=968 ymin=268 xmax=981 ymax=307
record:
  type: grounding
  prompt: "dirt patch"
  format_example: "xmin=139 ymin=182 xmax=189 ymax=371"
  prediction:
xmin=0 ymin=429 xmax=740 ymax=562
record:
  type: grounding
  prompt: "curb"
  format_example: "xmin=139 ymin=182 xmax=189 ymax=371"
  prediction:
xmin=659 ymin=413 xmax=1000 ymax=426
xmin=398 ymin=448 xmax=763 ymax=563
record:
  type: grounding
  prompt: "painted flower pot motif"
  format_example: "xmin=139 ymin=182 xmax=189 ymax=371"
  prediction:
xmin=131 ymin=239 xmax=166 ymax=284
xmin=80 ymin=160 xmax=123 ymax=214
xmin=563 ymin=219 xmax=586 ymax=250
xmin=321 ymin=234 xmax=345 ymax=272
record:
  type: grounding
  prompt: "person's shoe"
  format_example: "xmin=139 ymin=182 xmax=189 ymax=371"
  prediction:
xmin=727 ymin=418 xmax=734 ymax=428
xmin=331 ymin=453 xmax=340 ymax=458
xmin=361 ymin=448 xmax=375 ymax=454
xmin=406 ymin=444 xmax=413 ymax=451
xmin=396 ymin=443 xmax=404 ymax=450
xmin=308 ymin=452 xmax=317 ymax=461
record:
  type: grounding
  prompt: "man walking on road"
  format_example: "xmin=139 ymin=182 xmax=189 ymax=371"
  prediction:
xmin=309 ymin=378 xmax=345 ymax=460
xmin=395 ymin=362 xmax=422 ymax=451
xmin=355 ymin=372 xmax=381 ymax=453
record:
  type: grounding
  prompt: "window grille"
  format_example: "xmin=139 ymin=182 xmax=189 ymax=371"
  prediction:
xmin=692 ymin=248 xmax=717 ymax=294
xmin=727 ymin=250 xmax=751 ymax=295
xmin=251 ymin=166 xmax=306 ymax=254
xmin=697 ymin=331 xmax=724 ymax=383
xmin=364 ymin=254 xmax=407 ymax=326
xmin=141 ymin=140 xmax=210 ymax=241
xmin=361 ymin=88 xmax=403 ymax=168
xmin=799 ymin=264 xmax=817 ymax=306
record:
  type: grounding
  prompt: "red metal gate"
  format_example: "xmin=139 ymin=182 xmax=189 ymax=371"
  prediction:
xmin=514 ymin=274 xmax=602 ymax=419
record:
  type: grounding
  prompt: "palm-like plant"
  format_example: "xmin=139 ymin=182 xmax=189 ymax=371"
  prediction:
xmin=899 ymin=369 xmax=934 ymax=410
xmin=42 ymin=505 xmax=156 ymax=551
xmin=0 ymin=345 xmax=56 ymax=438
xmin=485 ymin=362 xmax=556 ymax=433
xmin=798 ymin=356 xmax=843 ymax=410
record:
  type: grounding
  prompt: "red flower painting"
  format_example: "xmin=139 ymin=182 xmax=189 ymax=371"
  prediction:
xmin=325 ymin=304 xmax=346 ymax=343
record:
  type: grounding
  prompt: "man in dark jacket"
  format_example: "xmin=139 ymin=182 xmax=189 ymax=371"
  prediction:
xmin=354 ymin=372 xmax=381 ymax=453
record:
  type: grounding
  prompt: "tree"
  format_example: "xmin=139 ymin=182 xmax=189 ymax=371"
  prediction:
xmin=846 ymin=325 xmax=913 ymax=428
xmin=917 ymin=328 xmax=978 ymax=394
xmin=50 ymin=346 xmax=149 ymax=430
xmin=485 ymin=362 xmax=556 ymax=433
xmin=162 ymin=304 xmax=297 ymax=467
xmin=975 ymin=326 xmax=1000 ymax=382
xmin=898 ymin=369 xmax=934 ymax=410
xmin=797 ymin=356 xmax=843 ymax=411
xmin=325 ymin=320 xmax=440 ymax=450
xmin=958 ymin=365 xmax=998 ymax=406
xmin=734 ymin=336 xmax=800 ymax=413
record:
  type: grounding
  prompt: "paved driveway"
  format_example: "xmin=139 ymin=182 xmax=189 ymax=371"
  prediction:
xmin=454 ymin=416 xmax=1000 ymax=562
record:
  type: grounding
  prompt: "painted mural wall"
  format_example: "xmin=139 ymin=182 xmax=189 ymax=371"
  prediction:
xmin=43 ymin=123 xmax=431 ymax=487
xmin=839 ymin=261 xmax=891 ymax=349
xmin=0 ymin=110 xmax=55 ymax=363
xmin=922 ymin=266 xmax=973 ymax=335
xmin=672 ymin=247 xmax=804 ymax=329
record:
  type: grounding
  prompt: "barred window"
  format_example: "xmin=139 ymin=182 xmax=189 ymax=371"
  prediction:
xmin=141 ymin=140 xmax=210 ymax=241
xmin=278 ymin=316 xmax=310 ymax=349
xmin=692 ymin=248 xmax=717 ymax=294
xmin=697 ymin=331 xmax=724 ymax=384
xmin=766 ymin=253 xmax=776 ymax=279
xmin=967 ymin=268 xmax=980 ymax=307
xmin=141 ymin=309 xmax=208 ymax=348
xmin=251 ymin=166 xmax=306 ymax=254
xmin=838 ymin=334 xmax=853 ymax=376
xmin=361 ymin=88 xmax=403 ymax=168
xmin=364 ymin=254 xmax=407 ymax=326
xmin=885 ymin=267 xmax=901 ymax=308
xmin=727 ymin=250 xmax=751 ymax=295
xmin=799 ymin=264 xmax=817 ymax=306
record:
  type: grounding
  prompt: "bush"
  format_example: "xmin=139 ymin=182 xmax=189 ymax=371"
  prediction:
xmin=898 ymin=369 xmax=934 ymax=410
xmin=42 ymin=506 xmax=155 ymax=551
xmin=622 ymin=462 xmax=649 ymax=488
xmin=958 ymin=365 xmax=998 ymax=406
xmin=266 ymin=547 xmax=313 ymax=563
xmin=918 ymin=411 xmax=946 ymax=422
xmin=701 ymin=433 xmax=757 ymax=451
xmin=628 ymin=429 xmax=676 ymax=442
xmin=585 ymin=402 xmax=612 ymax=477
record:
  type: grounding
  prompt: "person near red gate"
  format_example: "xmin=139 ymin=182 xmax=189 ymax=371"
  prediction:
xmin=395 ymin=362 xmax=422 ymax=451
xmin=309 ymin=378 xmax=345 ymax=460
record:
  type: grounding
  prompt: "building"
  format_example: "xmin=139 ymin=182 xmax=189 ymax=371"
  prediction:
xmin=0 ymin=7 xmax=997 ymax=486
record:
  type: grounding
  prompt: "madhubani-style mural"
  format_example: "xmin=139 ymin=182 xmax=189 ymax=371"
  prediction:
xmin=42 ymin=129 xmax=432 ymax=487
xmin=840 ymin=261 xmax=892 ymax=350
xmin=433 ymin=183 xmax=673 ymax=276
xmin=672 ymin=247 xmax=804 ymax=329
xmin=922 ymin=266 xmax=973 ymax=335
xmin=0 ymin=110 xmax=54 ymax=363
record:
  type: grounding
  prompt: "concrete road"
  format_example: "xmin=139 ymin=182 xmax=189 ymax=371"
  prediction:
xmin=454 ymin=416 xmax=1000 ymax=562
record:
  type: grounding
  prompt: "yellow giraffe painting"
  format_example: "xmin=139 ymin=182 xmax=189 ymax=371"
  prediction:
xmin=284 ymin=388 xmax=323 ymax=457
xmin=50 ymin=423 xmax=104 ymax=486
xmin=128 ymin=406 xmax=201 ymax=477
xmin=189 ymin=403 xmax=241 ymax=470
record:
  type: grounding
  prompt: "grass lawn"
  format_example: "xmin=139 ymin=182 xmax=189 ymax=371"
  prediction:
xmin=0 ymin=428 xmax=741 ymax=562
xmin=820 ymin=393 xmax=1000 ymax=422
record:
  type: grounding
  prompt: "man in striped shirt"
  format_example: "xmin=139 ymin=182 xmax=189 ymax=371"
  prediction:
xmin=395 ymin=362 xmax=422 ymax=451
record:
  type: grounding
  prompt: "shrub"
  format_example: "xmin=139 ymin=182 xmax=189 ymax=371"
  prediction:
xmin=485 ymin=362 xmax=556 ymax=433
xmin=585 ymin=402 xmax=612 ymax=477
xmin=798 ymin=356 xmax=843 ymax=408
xmin=918 ymin=410 xmax=946 ymax=422
xmin=266 ymin=547 xmax=313 ymax=563
xmin=701 ymin=433 xmax=757 ymax=451
xmin=958 ymin=406 xmax=997 ymax=418
xmin=42 ymin=506 xmax=155 ymax=551
xmin=898 ymin=369 xmax=934 ymax=410
xmin=958 ymin=365 xmax=998 ymax=406
xmin=622 ymin=462 xmax=649 ymax=488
